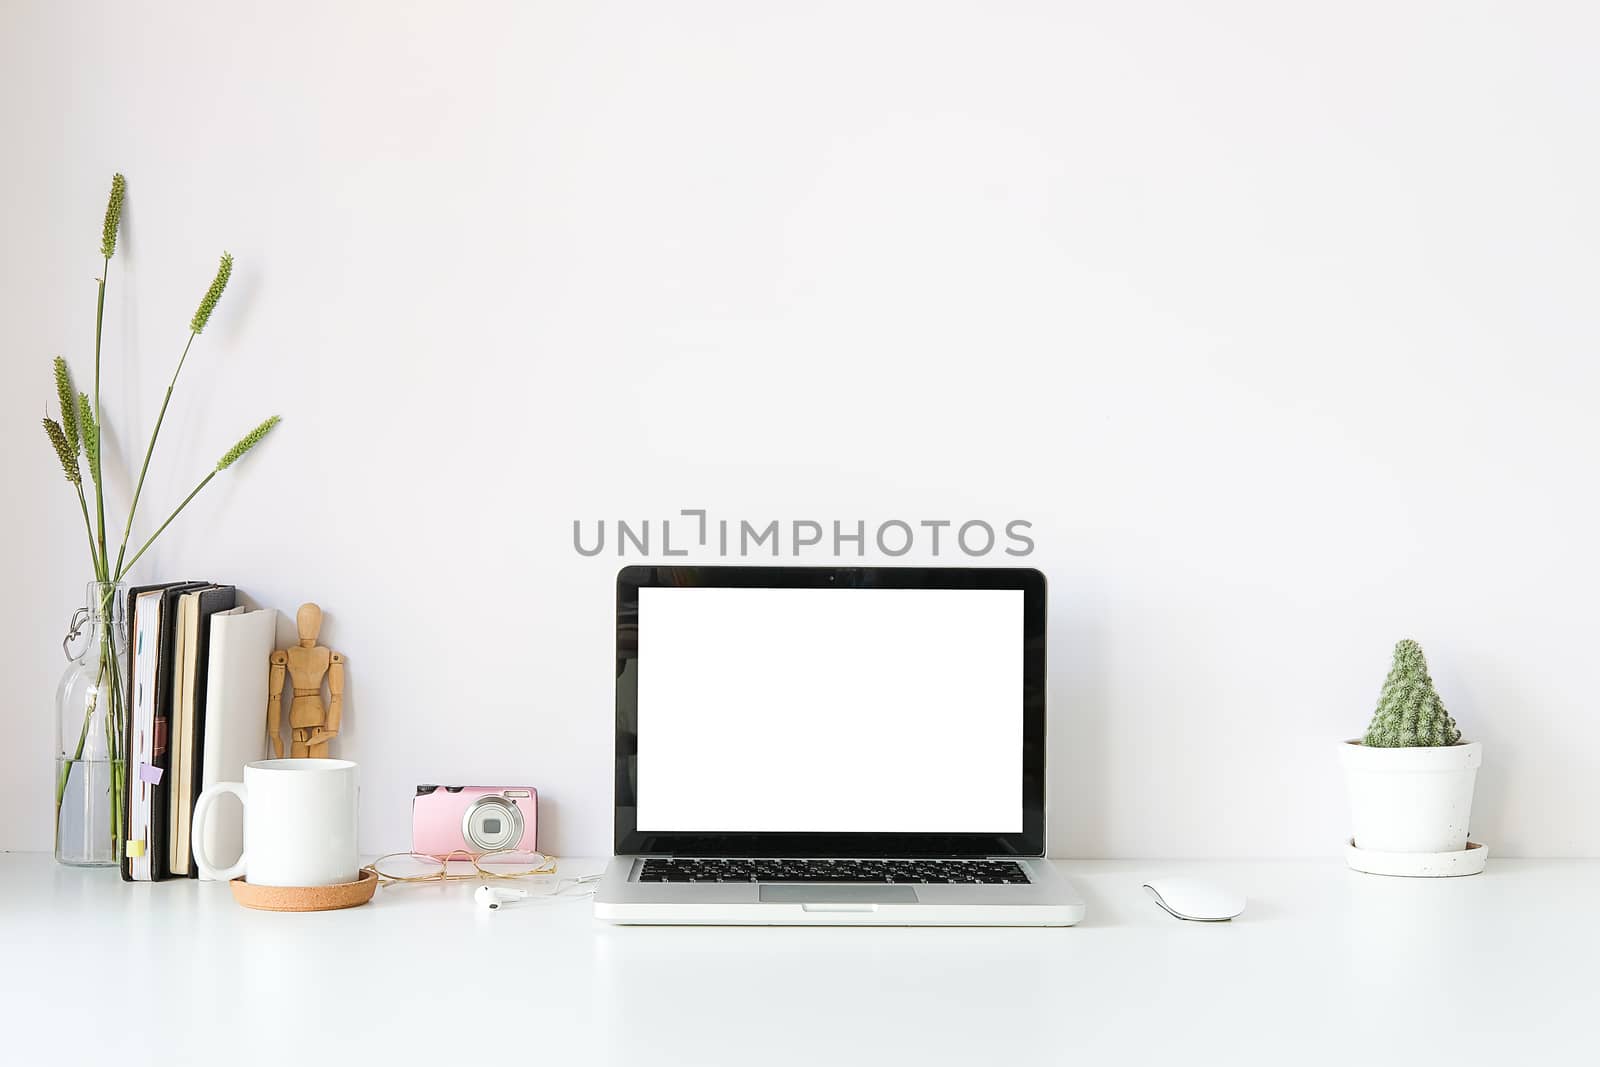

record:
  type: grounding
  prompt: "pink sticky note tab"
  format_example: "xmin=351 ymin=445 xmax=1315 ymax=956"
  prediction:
xmin=139 ymin=763 xmax=163 ymax=785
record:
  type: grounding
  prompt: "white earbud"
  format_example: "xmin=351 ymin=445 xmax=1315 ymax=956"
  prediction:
xmin=476 ymin=885 xmax=531 ymax=911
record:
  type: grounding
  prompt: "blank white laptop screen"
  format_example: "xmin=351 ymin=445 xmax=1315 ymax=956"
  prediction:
xmin=636 ymin=586 xmax=1024 ymax=833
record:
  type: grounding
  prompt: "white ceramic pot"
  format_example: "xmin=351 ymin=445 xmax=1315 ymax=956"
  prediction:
xmin=1340 ymin=740 xmax=1482 ymax=853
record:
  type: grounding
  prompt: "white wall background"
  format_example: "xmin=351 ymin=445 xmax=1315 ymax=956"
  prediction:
xmin=3 ymin=1 xmax=1597 ymax=858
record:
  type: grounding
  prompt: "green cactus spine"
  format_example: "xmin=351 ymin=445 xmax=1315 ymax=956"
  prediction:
xmin=1362 ymin=639 xmax=1461 ymax=747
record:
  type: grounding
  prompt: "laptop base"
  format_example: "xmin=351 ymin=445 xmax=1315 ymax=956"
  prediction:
xmin=593 ymin=856 xmax=1086 ymax=926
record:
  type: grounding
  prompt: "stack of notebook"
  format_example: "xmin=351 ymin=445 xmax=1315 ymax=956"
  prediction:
xmin=121 ymin=581 xmax=278 ymax=882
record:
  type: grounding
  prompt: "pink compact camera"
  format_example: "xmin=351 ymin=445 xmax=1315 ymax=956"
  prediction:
xmin=413 ymin=785 xmax=538 ymax=856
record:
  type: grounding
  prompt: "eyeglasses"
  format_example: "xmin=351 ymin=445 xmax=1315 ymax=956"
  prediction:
xmin=364 ymin=849 xmax=558 ymax=885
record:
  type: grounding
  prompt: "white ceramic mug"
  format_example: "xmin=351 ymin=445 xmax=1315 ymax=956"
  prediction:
xmin=192 ymin=758 xmax=360 ymax=886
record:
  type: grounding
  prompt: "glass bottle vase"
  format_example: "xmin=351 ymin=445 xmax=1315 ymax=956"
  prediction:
xmin=55 ymin=581 xmax=130 ymax=867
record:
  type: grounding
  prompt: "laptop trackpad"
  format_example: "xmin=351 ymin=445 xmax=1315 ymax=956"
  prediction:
xmin=759 ymin=884 xmax=918 ymax=904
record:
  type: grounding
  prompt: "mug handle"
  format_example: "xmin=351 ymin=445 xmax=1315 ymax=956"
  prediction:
xmin=191 ymin=781 xmax=248 ymax=882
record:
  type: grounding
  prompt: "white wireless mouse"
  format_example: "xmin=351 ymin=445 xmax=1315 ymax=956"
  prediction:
xmin=1142 ymin=878 xmax=1246 ymax=922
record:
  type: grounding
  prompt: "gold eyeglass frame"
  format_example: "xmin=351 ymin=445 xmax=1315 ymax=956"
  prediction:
xmin=363 ymin=848 xmax=558 ymax=885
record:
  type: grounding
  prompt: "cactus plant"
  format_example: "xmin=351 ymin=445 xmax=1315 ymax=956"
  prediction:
xmin=1361 ymin=639 xmax=1461 ymax=747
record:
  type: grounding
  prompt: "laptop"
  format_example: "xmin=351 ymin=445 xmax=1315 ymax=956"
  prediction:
xmin=593 ymin=565 xmax=1085 ymax=926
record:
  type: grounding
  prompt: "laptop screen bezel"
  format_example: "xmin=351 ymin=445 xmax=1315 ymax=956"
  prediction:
xmin=614 ymin=565 xmax=1047 ymax=858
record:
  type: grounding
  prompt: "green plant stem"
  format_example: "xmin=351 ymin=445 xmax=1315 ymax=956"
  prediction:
xmin=103 ymin=626 xmax=125 ymax=855
xmin=75 ymin=484 xmax=105 ymax=584
xmin=60 ymin=438 xmax=109 ymax=825
xmin=56 ymin=738 xmax=94 ymax=831
xmin=102 ymin=639 xmax=113 ymax=828
xmin=92 ymin=258 xmax=109 ymax=570
xmin=55 ymin=257 xmax=119 ymax=850
xmin=119 ymin=470 xmax=216 ymax=577
xmin=57 ymin=414 xmax=110 ymax=826
xmin=113 ymin=332 xmax=198 ymax=581
xmin=97 ymin=577 xmax=124 ymax=852
xmin=56 ymin=686 xmax=97 ymax=813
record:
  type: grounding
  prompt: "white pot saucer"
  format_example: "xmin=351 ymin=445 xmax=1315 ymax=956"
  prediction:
xmin=1345 ymin=839 xmax=1488 ymax=877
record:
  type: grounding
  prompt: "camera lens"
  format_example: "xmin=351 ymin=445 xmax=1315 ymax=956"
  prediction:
xmin=462 ymin=795 xmax=525 ymax=853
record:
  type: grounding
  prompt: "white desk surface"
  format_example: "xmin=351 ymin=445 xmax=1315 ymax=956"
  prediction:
xmin=3 ymin=854 xmax=1595 ymax=1066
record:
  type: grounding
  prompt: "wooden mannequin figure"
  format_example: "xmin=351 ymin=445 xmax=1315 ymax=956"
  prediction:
xmin=267 ymin=603 xmax=346 ymax=758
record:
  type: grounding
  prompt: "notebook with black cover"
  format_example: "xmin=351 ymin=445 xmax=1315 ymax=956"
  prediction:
xmin=172 ymin=584 xmax=236 ymax=876
xmin=137 ymin=581 xmax=209 ymax=881
xmin=120 ymin=581 xmax=191 ymax=882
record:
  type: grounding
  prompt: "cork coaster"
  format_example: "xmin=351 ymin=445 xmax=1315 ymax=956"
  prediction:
xmin=229 ymin=868 xmax=378 ymax=911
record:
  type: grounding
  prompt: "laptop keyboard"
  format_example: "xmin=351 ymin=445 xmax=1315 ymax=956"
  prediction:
xmin=638 ymin=858 xmax=1029 ymax=885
